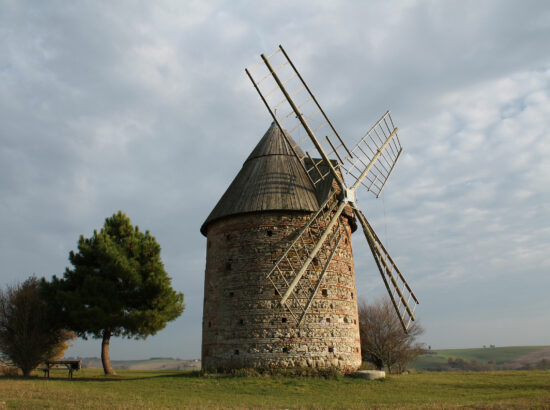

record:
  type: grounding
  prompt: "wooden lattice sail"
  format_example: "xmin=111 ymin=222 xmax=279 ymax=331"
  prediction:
xmin=245 ymin=45 xmax=418 ymax=332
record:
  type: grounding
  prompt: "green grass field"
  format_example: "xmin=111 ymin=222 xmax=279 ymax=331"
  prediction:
xmin=412 ymin=345 xmax=549 ymax=371
xmin=1 ymin=369 xmax=549 ymax=408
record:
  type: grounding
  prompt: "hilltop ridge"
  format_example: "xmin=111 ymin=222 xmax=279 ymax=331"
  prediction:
xmin=412 ymin=345 xmax=550 ymax=371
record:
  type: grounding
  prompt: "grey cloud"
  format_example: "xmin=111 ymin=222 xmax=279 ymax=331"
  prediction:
xmin=1 ymin=0 xmax=549 ymax=358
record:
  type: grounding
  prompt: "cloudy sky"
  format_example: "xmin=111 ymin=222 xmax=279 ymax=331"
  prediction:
xmin=1 ymin=0 xmax=549 ymax=360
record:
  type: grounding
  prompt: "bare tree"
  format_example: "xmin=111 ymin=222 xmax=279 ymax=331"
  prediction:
xmin=0 ymin=277 xmax=73 ymax=376
xmin=358 ymin=297 xmax=426 ymax=373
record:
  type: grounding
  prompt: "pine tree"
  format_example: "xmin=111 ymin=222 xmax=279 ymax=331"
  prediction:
xmin=44 ymin=211 xmax=184 ymax=375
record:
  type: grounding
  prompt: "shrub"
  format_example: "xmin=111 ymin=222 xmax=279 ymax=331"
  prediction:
xmin=0 ymin=277 xmax=73 ymax=376
xmin=358 ymin=297 xmax=426 ymax=373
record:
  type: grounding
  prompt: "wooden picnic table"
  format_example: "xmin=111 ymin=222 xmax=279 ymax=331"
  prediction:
xmin=42 ymin=360 xmax=82 ymax=379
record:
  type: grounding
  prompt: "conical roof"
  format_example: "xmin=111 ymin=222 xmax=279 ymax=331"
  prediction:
xmin=200 ymin=123 xmax=320 ymax=236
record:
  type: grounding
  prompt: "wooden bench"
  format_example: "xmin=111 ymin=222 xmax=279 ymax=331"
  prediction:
xmin=42 ymin=360 xmax=82 ymax=379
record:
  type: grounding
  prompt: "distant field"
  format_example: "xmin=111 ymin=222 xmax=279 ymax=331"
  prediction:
xmin=81 ymin=358 xmax=201 ymax=371
xmin=1 ymin=369 xmax=549 ymax=408
xmin=412 ymin=345 xmax=550 ymax=371
xmin=77 ymin=346 xmax=550 ymax=373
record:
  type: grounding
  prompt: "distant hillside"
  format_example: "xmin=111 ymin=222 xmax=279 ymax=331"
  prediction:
xmin=72 ymin=358 xmax=201 ymax=371
xmin=412 ymin=345 xmax=550 ymax=371
xmin=70 ymin=346 xmax=550 ymax=372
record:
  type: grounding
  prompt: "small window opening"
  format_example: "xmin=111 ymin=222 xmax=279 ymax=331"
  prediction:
xmin=326 ymin=317 xmax=331 ymax=323
xmin=229 ymin=291 xmax=234 ymax=297
xmin=353 ymin=319 xmax=357 ymax=324
xmin=267 ymin=230 xmax=273 ymax=237
xmin=355 ymin=347 xmax=359 ymax=353
xmin=348 ymin=266 xmax=352 ymax=272
xmin=234 ymin=349 xmax=239 ymax=355
xmin=283 ymin=347 xmax=289 ymax=353
xmin=351 ymin=292 xmax=354 ymax=299
xmin=207 ymin=240 xmax=212 ymax=249
xmin=239 ymin=319 xmax=244 ymax=325
xmin=321 ymin=289 xmax=328 ymax=297
xmin=226 ymin=234 xmax=231 ymax=241
xmin=344 ymin=317 xmax=349 ymax=323
xmin=328 ymin=346 xmax=334 ymax=353
xmin=208 ymin=321 xmax=212 ymax=328
xmin=312 ymin=257 xmax=319 ymax=266
xmin=225 ymin=259 xmax=232 ymax=271
xmin=281 ymin=317 xmax=287 ymax=323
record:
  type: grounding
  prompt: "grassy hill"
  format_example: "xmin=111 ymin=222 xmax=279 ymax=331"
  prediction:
xmin=412 ymin=345 xmax=550 ymax=371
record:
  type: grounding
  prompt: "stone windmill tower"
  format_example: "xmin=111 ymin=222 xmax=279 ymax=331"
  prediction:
xmin=201 ymin=123 xmax=360 ymax=372
xmin=200 ymin=46 xmax=418 ymax=373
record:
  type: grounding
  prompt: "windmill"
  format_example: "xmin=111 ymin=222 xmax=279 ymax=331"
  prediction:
xmin=244 ymin=45 xmax=419 ymax=333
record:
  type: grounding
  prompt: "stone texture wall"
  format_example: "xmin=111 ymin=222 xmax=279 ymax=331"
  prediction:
xmin=202 ymin=211 xmax=362 ymax=373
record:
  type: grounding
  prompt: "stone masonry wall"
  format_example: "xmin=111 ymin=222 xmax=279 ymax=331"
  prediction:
xmin=202 ymin=211 xmax=362 ymax=373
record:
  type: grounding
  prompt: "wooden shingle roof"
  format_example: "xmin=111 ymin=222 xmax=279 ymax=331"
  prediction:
xmin=200 ymin=123 xmax=320 ymax=236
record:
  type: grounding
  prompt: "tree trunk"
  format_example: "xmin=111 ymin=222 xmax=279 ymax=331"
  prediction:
xmin=101 ymin=330 xmax=116 ymax=375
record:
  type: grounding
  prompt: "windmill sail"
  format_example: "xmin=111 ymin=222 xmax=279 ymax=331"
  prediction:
xmin=246 ymin=45 xmax=351 ymax=190
xmin=267 ymin=191 xmax=346 ymax=323
xmin=342 ymin=111 xmax=402 ymax=198
xmin=355 ymin=208 xmax=419 ymax=332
